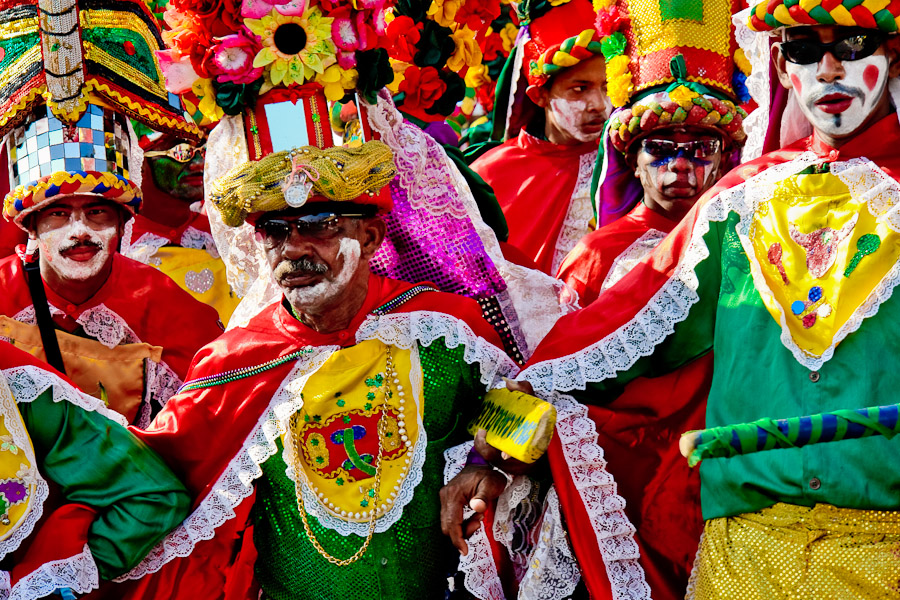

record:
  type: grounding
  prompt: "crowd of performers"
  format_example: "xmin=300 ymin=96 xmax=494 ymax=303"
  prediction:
xmin=0 ymin=0 xmax=897 ymax=597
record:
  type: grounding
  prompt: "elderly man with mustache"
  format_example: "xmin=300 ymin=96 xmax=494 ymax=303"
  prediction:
xmin=102 ymin=140 xmax=518 ymax=600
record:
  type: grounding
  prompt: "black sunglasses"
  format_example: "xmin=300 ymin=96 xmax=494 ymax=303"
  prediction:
xmin=640 ymin=138 xmax=722 ymax=159
xmin=255 ymin=212 xmax=365 ymax=244
xmin=779 ymin=33 xmax=885 ymax=65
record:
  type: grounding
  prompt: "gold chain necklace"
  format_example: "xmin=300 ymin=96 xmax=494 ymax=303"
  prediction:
xmin=290 ymin=343 xmax=401 ymax=566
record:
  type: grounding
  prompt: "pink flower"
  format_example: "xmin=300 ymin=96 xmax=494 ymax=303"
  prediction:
xmin=241 ymin=0 xmax=306 ymax=19
xmin=157 ymin=49 xmax=200 ymax=94
xmin=595 ymin=7 xmax=627 ymax=37
xmin=212 ymin=29 xmax=264 ymax=84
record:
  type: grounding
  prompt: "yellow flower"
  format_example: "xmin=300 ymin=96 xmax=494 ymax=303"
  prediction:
xmin=464 ymin=63 xmax=491 ymax=88
xmin=192 ymin=78 xmax=224 ymax=122
xmin=448 ymin=27 xmax=482 ymax=72
xmin=606 ymin=54 xmax=633 ymax=107
xmin=668 ymin=85 xmax=699 ymax=108
xmin=316 ymin=65 xmax=359 ymax=102
xmin=500 ymin=22 xmax=518 ymax=54
xmin=427 ymin=0 xmax=461 ymax=28
xmin=734 ymin=48 xmax=752 ymax=76
xmin=386 ymin=59 xmax=406 ymax=93
xmin=247 ymin=6 xmax=336 ymax=89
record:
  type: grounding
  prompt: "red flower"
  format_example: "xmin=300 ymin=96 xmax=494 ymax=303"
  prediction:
xmin=386 ymin=15 xmax=423 ymax=63
xmin=173 ymin=0 xmax=242 ymax=37
xmin=399 ymin=66 xmax=447 ymax=112
xmin=476 ymin=84 xmax=494 ymax=113
xmin=595 ymin=7 xmax=627 ymax=38
xmin=454 ymin=0 xmax=501 ymax=30
xmin=482 ymin=31 xmax=504 ymax=62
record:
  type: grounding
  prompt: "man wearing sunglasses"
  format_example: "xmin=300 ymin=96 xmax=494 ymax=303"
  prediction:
xmin=110 ymin=141 xmax=518 ymax=600
xmin=511 ymin=3 xmax=900 ymax=600
xmin=123 ymin=134 xmax=240 ymax=326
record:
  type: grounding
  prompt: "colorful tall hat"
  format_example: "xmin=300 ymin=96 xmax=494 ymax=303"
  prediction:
xmin=520 ymin=0 xmax=605 ymax=87
xmin=599 ymin=0 xmax=750 ymax=151
xmin=0 ymin=0 xmax=202 ymax=227
xmin=748 ymin=0 xmax=900 ymax=32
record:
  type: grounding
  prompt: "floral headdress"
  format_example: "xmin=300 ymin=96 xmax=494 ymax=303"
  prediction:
xmin=382 ymin=0 xmax=503 ymax=122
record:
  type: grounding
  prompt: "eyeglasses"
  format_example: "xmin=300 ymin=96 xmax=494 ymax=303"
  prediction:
xmin=255 ymin=213 xmax=365 ymax=245
xmin=144 ymin=143 xmax=206 ymax=163
xmin=639 ymin=138 xmax=722 ymax=159
xmin=779 ymin=33 xmax=885 ymax=65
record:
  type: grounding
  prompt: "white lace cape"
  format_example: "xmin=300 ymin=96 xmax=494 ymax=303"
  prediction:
xmin=601 ymin=229 xmax=668 ymax=293
xmin=551 ymin=152 xmax=599 ymax=276
xmin=116 ymin=310 xmax=518 ymax=581
xmin=201 ymin=92 xmax=577 ymax=355
xmin=0 ymin=365 xmax=126 ymax=600
xmin=6 ymin=305 xmax=182 ymax=428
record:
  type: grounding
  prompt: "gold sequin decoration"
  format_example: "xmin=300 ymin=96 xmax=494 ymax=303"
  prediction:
xmin=690 ymin=503 xmax=900 ymax=600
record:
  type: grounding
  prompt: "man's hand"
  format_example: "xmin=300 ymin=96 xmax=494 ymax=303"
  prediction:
xmin=504 ymin=377 xmax=534 ymax=396
xmin=440 ymin=464 xmax=507 ymax=556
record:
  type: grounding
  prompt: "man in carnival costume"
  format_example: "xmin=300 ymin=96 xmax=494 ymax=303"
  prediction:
xmin=0 ymin=0 xmax=222 ymax=426
xmin=103 ymin=138 xmax=518 ymax=599
xmin=444 ymin=1 xmax=745 ymax=598
xmin=471 ymin=0 xmax=624 ymax=276
xmin=122 ymin=131 xmax=240 ymax=326
xmin=0 ymin=341 xmax=189 ymax=599
xmin=458 ymin=0 xmax=900 ymax=598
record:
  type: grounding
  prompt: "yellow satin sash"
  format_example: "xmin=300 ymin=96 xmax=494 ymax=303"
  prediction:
xmin=0 ymin=316 xmax=160 ymax=423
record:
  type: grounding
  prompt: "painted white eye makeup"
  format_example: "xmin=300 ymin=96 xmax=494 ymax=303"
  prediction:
xmin=785 ymin=51 xmax=890 ymax=138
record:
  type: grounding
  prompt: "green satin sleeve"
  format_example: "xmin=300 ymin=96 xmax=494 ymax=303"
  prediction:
xmin=18 ymin=389 xmax=190 ymax=579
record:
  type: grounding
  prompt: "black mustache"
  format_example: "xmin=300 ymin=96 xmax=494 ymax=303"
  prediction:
xmin=811 ymin=82 xmax=864 ymax=102
xmin=274 ymin=259 xmax=328 ymax=280
xmin=59 ymin=240 xmax=102 ymax=253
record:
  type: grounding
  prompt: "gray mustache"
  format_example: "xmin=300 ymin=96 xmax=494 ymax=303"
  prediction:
xmin=810 ymin=82 xmax=864 ymax=103
xmin=59 ymin=239 xmax=101 ymax=253
xmin=273 ymin=259 xmax=328 ymax=280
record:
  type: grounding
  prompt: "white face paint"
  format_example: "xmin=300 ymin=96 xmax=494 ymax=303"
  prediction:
xmin=38 ymin=219 xmax=117 ymax=281
xmin=280 ymin=237 xmax=362 ymax=310
xmin=549 ymin=96 xmax=611 ymax=142
xmin=786 ymin=52 xmax=889 ymax=138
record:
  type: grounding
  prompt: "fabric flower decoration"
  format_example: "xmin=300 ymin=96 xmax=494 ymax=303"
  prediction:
xmin=482 ymin=29 xmax=505 ymax=62
xmin=606 ymin=54 xmax=633 ymax=107
xmin=316 ymin=64 xmax=359 ymax=101
xmin=356 ymin=48 xmax=394 ymax=103
xmin=415 ymin=20 xmax=456 ymax=68
xmin=247 ymin=5 xmax=336 ymax=89
xmin=193 ymin=78 xmax=225 ymax=121
xmin=157 ymin=49 xmax=200 ymax=94
xmin=600 ymin=31 xmax=627 ymax=59
xmin=241 ymin=0 xmax=306 ymax=18
xmin=386 ymin=15 xmax=422 ymax=63
xmin=213 ymin=29 xmax=264 ymax=84
xmin=499 ymin=22 xmax=517 ymax=53
xmin=454 ymin=0 xmax=501 ymax=31
xmin=595 ymin=7 xmax=627 ymax=38
xmin=447 ymin=27 xmax=482 ymax=72
xmin=668 ymin=85 xmax=699 ymax=109
xmin=464 ymin=63 xmax=490 ymax=88
xmin=399 ymin=65 xmax=446 ymax=112
xmin=426 ymin=0 xmax=461 ymax=28
xmin=173 ymin=0 xmax=243 ymax=38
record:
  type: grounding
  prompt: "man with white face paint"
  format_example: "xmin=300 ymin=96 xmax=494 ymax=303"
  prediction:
xmin=110 ymin=140 xmax=518 ymax=600
xmin=504 ymin=1 xmax=900 ymax=599
xmin=471 ymin=0 xmax=622 ymax=275
xmin=0 ymin=109 xmax=223 ymax=428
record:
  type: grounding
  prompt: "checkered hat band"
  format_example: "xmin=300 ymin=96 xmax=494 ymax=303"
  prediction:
xmin=7 ymin=104 xmax=132 ymax=190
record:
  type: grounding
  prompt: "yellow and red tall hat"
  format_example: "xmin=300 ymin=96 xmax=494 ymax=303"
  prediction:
xmin=600 ymin=0 xmax=750 ymax=152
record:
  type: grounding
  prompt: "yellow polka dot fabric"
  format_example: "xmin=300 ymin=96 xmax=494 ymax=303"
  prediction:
xmin=690 ymin=503 xmax=900 ymax=600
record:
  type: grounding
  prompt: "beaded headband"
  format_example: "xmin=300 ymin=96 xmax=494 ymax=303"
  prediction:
xmin=748 ymin=0 xmax=900 ymax=32
xmin=208 ymin=141 xmax=397 ymax=227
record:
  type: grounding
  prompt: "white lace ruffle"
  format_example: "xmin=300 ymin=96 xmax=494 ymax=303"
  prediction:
xmin=287 ymin=346 xmax=429 ymax=536
xmin=734 ymin=8 xmax=773 ymax=163
xmin=551 ymin=152 xmax=598 ymax=275
xmin=122 ymin=233 xmax=168 ymax=266
xmin=515 ymin=488 xmax=581 ymax=600
xmin=3 ymin=367 xmax=127 ymax=426
xmin=443 ymin=441 xmax=507 ymax=600
xmin=545 ymin=391 xmax=649 ymax=600
xmin=601 ymin=228 xmax=668 ymax=293
xmin=141 ymin=359 xmax=182 ymax=428
xmin=181 ymin=228 xmax=220 ymax=257
xmin=683 ymin=530 xmax=704 ymax=600
xmin=0 ymin=373 xmax=49 ymax=563
xmin=356 ymin=311 xmax=519 ymax=387
xmin=4 ymin=543 xmax=99 ymax=600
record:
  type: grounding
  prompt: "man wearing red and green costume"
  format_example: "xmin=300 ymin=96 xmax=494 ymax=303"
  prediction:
xmin=512 ymin=2 xmax=900 ymax=598
xmin=104 ymin=139 xmax=518 ymax=600
xmin=0 ymin=341 xmax=189 ymax=599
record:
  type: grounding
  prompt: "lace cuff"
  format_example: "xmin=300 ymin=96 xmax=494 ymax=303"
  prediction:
xmin=5 ymin=544 xmax=99 ymax=600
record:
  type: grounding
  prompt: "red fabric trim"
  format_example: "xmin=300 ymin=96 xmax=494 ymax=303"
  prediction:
xmin=11 ymin=504 xmax=97 ymax=586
